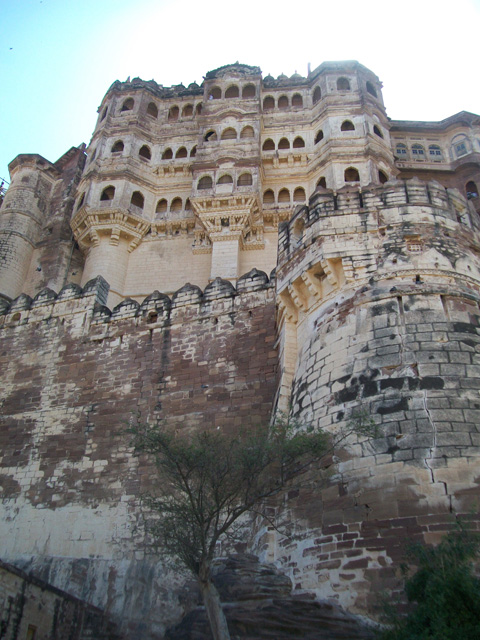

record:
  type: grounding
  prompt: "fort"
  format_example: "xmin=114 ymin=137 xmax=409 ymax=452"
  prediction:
xmin=1 ymin=60 xmax=480 ymax=638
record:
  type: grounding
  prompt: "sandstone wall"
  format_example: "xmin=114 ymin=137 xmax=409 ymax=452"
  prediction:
xmin=269 ymin=178 xmax=480 ymax=615
xmin=0 ymin=270 xmax=277 ymax=638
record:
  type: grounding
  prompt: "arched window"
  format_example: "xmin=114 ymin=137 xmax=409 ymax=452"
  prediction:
xmin=217 ymin=174 xmax=233 ymax=185
xmin=317 ymin=177 xmax=327 ymax=189
xmin=198 ymin=176 xmax=213 ymax=190
xmin=412 ymin=144 xmax=425 ymax=159
xmin=225 ymin=85 xmax=239 ymax=99
xmin=242 ymin=84 xmax=256 ymax=98
xmin=185 ymin=198 xmax=192 ymax=211
xmin=209 ymin=86 xmax=221 ymax=100
xmin=168 ymin=106 xmax=179 ymax=121
xmin=337 ymin=77 xmax=351 ymax=91
xmin=111 ymin=140 xmax=124 ymax=153
xmin=453 ymin=136 xmax=469 ymax=157
xmin=429 ymin=145 xmax=443 ymax=160
xmin=190 ymin=146 xmax=197 ymax=157
xmin=196 ymin=103 xmax=202 ymax=116
xmin=147 ymin=102 xmax=158 ymax=118
xmin=156 ymin=199 xmax=168 ymax=214
xmin=293 ymin=136 xmax=305 ymax=148
xmin=278 ymin=188 xmax=290 ymax=203
xmin=263 ymin=189 xmax=275 ymax=204
xmin=100 ymin=107 xmax=108 ymax=121
xmin=240 ymin=126 xmax=255 ymax=139
xmin=120 ymin=98 xmax=134 ymax=112
xmin=373 ymin=125 xmax=383 ymax=138
xmin=100 ymin=186 xmax=115 ymax=201
xmin=221 ymin=127 xmax=237 ymax=140
xmin=162 ymin=148 xmax=173 ymax=160
xmin=139 ymin=145 xmax=151 ymax=160
xmin=292 ymin=218 xmax=305 ymax=246
xmin=278 ymin=95 xmax=289 ymax=110
xmin=313 ymin=86 xmax=321 ymax=104
xmin=175 ymin=147 xmax=188 ymax=159
xmin=278 ymin=137 xmax=290 ymax=150
xmin=204 ymin=130 xmax=217 ymax=142
xmin=315 ymin=130 xmax=324 ymax=144
xmin=379 ymin=170 xmax=388 ymax=184
xmin=466 ymin=181 xmax=479 ymax=199
xmin=262 ymin=138 xmax=275 ymax=151
xmin=396 ymin=143 xmax=408 ymax=158
xmin=130 ymin=191 xmax=144 ymax=209
xmin=76 ymin=193 xmax=85 ymax=210
xmin=366 ymin=81 xmax=377 ymax=98
xmin=263 ymin=96 xmax=275 ymax=111
xmin=293 ymin=187 xmax=306 ymax=202
xmin=238 ymin=173 xmax=253 ymax=186
xmin=292 ymin=93 xmax=303 ymax=108
xmin=182 ymin=104 xmax=193 ymax=118
xmin=171 ymin=197 xmax=182 ymax=212
xmin=345 ymin=167 xmax=360 ymax=182
xmin=341 ymin=120 xmax=355 ymax=132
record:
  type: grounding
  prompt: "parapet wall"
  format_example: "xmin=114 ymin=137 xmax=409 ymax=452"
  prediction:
xmin=266 ymin=178 xmax=480 ymax=616
xmin=0 ymin=269 xmax=277 ymax=639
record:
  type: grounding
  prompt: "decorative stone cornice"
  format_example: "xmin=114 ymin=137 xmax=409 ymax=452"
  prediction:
xmin=71 ymin=206 xmax=149 ymax=252
xmin=191 ymin=194 xmax=261 ymax=243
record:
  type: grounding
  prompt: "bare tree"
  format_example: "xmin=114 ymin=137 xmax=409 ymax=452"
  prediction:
xmin=128 ymin=417 xmax=332 ymax=640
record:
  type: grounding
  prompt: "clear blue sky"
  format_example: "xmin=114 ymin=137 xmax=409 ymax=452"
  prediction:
xmin=1 ymin=0 xmax=479 ymax=183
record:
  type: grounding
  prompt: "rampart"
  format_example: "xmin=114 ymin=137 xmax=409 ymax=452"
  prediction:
xmin=0 ymin=269 xmax=277 ymax=639
xmin=265 ymin=178 xmax=480 ymax=613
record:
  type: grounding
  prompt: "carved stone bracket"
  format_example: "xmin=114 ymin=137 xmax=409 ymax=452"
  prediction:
xmin=71 ymin=206 xmax=150 ymax=253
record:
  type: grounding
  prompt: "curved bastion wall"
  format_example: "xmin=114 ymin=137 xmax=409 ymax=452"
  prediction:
xmin=267 ymin=177 xmax=480 ymax=613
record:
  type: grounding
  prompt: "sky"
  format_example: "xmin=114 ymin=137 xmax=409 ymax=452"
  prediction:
xmin=1 ymin=0 xmax=479 ymax=183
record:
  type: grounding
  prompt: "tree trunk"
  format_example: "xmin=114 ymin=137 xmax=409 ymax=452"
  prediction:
xmin=198 ymin=562 xmax=231 ymax=640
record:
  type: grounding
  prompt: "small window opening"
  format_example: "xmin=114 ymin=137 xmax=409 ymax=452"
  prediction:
xmin=240 ymin=126 xmax=255 ymax=139
xmin=175 ymin=147 xmax=188 ymax=159
xmin=120 ymin=98 xmax=134 ymax=112
xmin=278 ymin=188 xmax=290 ymax=203
xmin=190 ymin=145 xmax=197 ymax=157
xmin=171 ymin=197 xmax=182 ymax=212
xmin=221 ymin=127 xmax=237 ymax=140
xmin=156 ymin=199 xmax=168 ymax=214
xmin=198 ymin=176 xmax=213 ymax=190
xmin=100 ymin=186 xmax=115 ymax=201
xmin=313 ymin=86 xmax=321 ymax=104
xmin=373 ymin=125 xmax=383 ymax=138
xmin=293 ymin=136 xmax=305 ymax=149
xmin=263 ymin=189 xmax=275 ymax=204
xmin=337 ymin=77 xmax=351 ymax=91
xmin=278 ymin=95 xmax=289 ymax=110
xmin=209 ymin=86 xmax=221 ymax=100
xmin=185 ymin=198 xmax=191 ymax=211
xmin=147 ymin=102 xmax=158 ymax=118
xmin=366 ymin=81 xmax=377 ymax=97
xmin=317 ymin=177 xmax=326 ymax=189
xmin=341 ymin=120 xmax=355 ymax=132
xmin=293 ymin=187 xmax=306 ymax=202
xmin=242 ymin=84 xmax=256 ymax=99
xmin=278 ymin=137 xmax=290 ymax=150
xmin=225 ymin=85 xmax=239 ymax=99
xmin=162 ymin=148 xmax=173 ymax=160
xmin=466 ymin=181 xmax=479 ymax=199
xmin=139 ymin=145 xmax=151 ymax=160
xmin=263 ymin=96 xmax=275 ymax=111
xmin=379 ymin=170 xmax=388 ymax=184
xmin=168 ymin=106 xmax=179 ymax=121
xmin=262 ymin=138 xmax=275 ymax=151
xmin=429 ymin=144 xmax=442 ymax=159
xmin=196 ymin=103 xmax=202 ymax=116
xmin=412 ymin=144 xmax=425 ymax=158
xmin=345 ymin=167 xmax=360 ymax=182
xmin=396 ymin=143 xmax=408 ymax=157
xmin=112 ymin=140 xmax=124 ymax=153
xmin=130 ymin=191 xmax=144 ymax=209
xmin=204 ymin=130 xmax=217 ymax=142
xmin=315 ymin=130 xmax=324 ymax=144
xmin=292 ymin=93 xmax=303 ymax=108
xmin=76 ymin=193 xmax=85 ymax=210
xmin=217 ymin=174 xmax=233 ymax=185
xmin=238 ymin=173 xmax=253 ymax=186
xmin=182 ymin=104 xmax=194 ymax=118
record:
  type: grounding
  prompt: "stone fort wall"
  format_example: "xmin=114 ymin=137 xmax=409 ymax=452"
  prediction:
xmin=0 ymin=270 xmax=277 ymax=638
